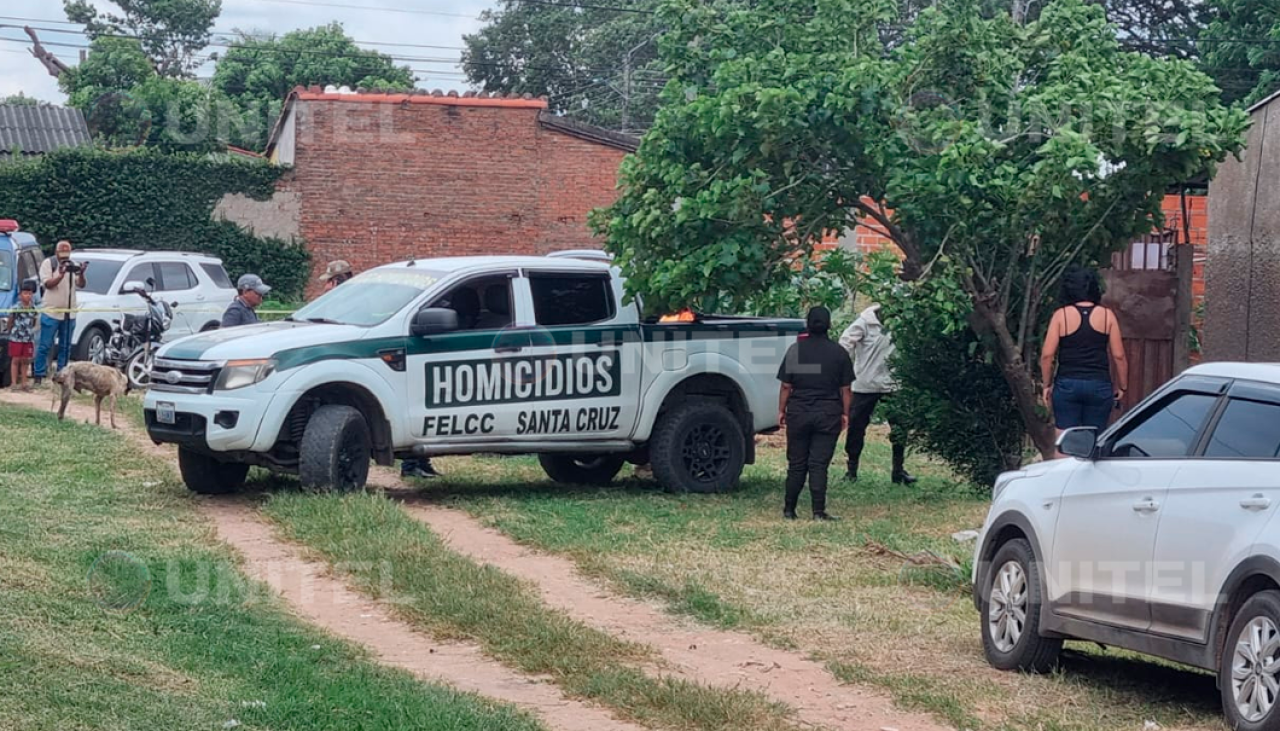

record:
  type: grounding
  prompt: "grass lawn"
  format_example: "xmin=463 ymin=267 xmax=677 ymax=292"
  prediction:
xmin=0 ymin=402 xmax=545 ymax=731
xmin=262 ymin=492 xmax=801 ymax=731
xmin=409 ymin=431 xmax=1226 ymax=731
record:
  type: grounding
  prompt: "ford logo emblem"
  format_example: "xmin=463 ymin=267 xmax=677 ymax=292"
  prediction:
xmin=164 ymin=370 xmax=182 ymax=385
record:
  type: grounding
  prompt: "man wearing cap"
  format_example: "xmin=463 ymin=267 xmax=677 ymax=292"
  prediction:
xmin=319 ymin=260 xmax=353 ymax=292
xmin=221 ymin=274 xmax=271 ymax=328
xmin=34 ymin=239 xmax=88 ymax=385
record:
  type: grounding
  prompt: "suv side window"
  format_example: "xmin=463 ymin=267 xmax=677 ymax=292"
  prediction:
xmin=123 ymin=263 xmax=159 ymax=291
xmin=200 ymin=263 xmax=234 ymax=289
xmin=1205 ymin=398 xmax=1280 ymax=459
xmin=156 ymin=262 xmax=197 ymax=291
xmin=529 ymin=273 xmax=614 ymax=327
xmin=1106 ymin=392 xmax=1219 ymax=458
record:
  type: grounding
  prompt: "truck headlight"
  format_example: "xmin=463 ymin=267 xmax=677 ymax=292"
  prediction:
xmin=215 ymin=358 xmax=276 ymax=391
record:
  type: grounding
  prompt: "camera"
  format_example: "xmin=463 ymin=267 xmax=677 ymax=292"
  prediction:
xmin=60 ymin=260 xmax=83 ymax=275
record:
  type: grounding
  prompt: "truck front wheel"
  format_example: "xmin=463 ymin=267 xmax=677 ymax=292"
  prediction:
xmin=650 ymin=401 xmax=746 ymax=494
xmin=299 ymin=405 xmax=371 ymax=492
xmin=178 ymin=447 xmax=250 ymax=495
xmin=538 ymin=454 xmax=626 ymax=485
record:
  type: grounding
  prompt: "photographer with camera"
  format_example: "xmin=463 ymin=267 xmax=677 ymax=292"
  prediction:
xmin=33 ymin=240 xmax=88 ymax=386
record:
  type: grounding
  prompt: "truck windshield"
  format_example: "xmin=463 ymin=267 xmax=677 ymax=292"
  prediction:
xmin=0 ymin=250 xmax=12 ymax=292
xmin=290 ymin=268 xmax=447 ymax=327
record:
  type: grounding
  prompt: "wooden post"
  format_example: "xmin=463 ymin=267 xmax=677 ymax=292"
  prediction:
xmin=1172 ymin=189 xmax=1194 ymax=373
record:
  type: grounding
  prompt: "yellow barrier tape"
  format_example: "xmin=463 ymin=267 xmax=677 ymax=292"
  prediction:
xmin=0 ymin=307 xmax=300 ymax=315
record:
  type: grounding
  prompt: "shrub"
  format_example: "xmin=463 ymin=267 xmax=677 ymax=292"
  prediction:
xmin=0 ymin=147 xmax=309 ymax=300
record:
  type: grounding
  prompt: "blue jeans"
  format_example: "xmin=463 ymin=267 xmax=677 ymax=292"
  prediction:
xmin=35 ymin=314 xmax=74 ymax=378
xmin=1052 ymin=377 xmax=1114 ymax=432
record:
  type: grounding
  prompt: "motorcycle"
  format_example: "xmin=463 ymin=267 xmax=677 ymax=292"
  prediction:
xmin=105 ymin=280 xmax=176 ymax=390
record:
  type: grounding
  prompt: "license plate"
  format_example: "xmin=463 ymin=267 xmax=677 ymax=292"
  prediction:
xmin=157 ymin=402 xmax=176 ymax=425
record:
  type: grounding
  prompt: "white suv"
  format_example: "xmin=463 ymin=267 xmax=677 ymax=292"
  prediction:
xmin=975 ymin=362 xmax=1280 ymax=728
xmin=70 ymin=250 xmax=237 ymax=363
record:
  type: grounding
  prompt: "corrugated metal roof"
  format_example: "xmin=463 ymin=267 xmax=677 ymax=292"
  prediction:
xmin=0 ymin=104 xmax=92 ymax=157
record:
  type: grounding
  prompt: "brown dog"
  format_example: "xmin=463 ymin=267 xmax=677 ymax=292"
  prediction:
xmin=51 ymin=362 xmax=130 ymax=429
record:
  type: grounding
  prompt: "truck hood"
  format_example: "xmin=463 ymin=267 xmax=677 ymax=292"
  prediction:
xmin=157 ymin=321 xmax=371 ymax=362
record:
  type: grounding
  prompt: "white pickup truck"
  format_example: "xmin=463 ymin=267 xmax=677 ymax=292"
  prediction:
xmin=143 ymin=255 xmax=802 ymax=495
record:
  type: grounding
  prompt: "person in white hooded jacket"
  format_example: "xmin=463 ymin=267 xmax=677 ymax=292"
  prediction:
xmin=838 ymin=304 xmax=916 ymax=485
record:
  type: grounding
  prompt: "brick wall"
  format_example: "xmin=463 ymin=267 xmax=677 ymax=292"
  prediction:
xmin=833 ymin=193 xmax=1208 ymax=308
xmin=286 ymin=93 xmax=627 ymax=298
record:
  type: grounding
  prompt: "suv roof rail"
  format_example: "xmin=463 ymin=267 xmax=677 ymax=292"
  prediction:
xmin=546 ymin=249 xmax=613 ymax=262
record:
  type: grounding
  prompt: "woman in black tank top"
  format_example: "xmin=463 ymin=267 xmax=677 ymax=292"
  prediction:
xmin=1039 ymin=266 xmax=1130 ymax=439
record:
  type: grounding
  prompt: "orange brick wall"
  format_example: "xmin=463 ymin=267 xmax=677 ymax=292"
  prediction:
xmin=830 ymin=194 xmax=1207 ymax=310
xmin=285 ymin=95 xmax=627 ymax=299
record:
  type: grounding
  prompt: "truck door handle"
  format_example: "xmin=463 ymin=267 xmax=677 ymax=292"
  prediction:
xmin=1133 ymin=498 xmax=1160 ymax=513
xmin=1241 ymin=495 xmax=1272 ymax=511
xmin=494 ymin=346 xmax=523 ymax=354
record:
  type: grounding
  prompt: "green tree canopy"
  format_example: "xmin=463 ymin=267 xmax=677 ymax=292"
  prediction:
xmin=462 ymin=0 xmax=664 ymax=132
xmin=64 ymin=0 xmax=220 ymax=78
xmin=211 ymin=23 xmax=415 ymax=149
xmin=600 ymin=0 xmax=1247 ymax=459
xmin=1201 ymin=0 xmax=1279 ymax=106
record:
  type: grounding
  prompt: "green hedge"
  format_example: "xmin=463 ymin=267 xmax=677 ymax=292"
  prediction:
xmin=0 ymin=147 xmax=309 ymax=300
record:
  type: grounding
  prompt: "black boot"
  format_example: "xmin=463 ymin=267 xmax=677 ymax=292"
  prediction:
xmin=891 ymin=444 xmax=917 ymax=485
xmin=844 ymin=466 xmax=858 ymax=483
xmin=783 ymin=509 xmax=798 ymax=520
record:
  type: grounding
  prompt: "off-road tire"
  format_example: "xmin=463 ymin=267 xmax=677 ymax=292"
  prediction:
xmin=538 ymin=454 xmax=626 ymax=485
xmin=178 ymin=447 xmax=250 ymax=495
xmin=1220 ymin=590 xmax=1280 ymax=731
xmin=980 ymin=538 xmax=1061 ymax=673
xmin=650 ymin=400 xmax=745 ymax=494
xmin=299 ymin=405 xmax=370 ymax=492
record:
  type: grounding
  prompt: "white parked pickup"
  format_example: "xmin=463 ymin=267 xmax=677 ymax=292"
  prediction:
xmin=144 ymin=255 xmax=802 ymax=495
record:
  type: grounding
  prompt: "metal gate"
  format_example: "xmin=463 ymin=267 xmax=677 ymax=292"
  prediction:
xmin=1100 ymin=228 xmax=1194 ymax=412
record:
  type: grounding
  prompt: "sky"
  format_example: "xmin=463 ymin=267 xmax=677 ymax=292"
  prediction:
xmin=0 ymin=0 xmax=498 ymax=101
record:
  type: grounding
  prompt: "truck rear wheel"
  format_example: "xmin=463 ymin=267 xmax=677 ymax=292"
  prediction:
xmin=650 ymin=401 xmax=746 ymax=494
xmin=299 ymin=405 xmax=370 ymax=492
xmin=538 ymin=454 xmax=626 ymax=485
xmin=178 ymin=447 xmax=250 ymax=495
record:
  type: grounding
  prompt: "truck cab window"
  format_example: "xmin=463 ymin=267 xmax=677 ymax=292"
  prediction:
xmin=530 ymin=273 xmax=614 ymax=326
xmin=430 ymin=276 xmax=512 ymax=331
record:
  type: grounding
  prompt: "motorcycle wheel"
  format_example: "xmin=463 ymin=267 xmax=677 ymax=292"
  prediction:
xmin=126 ymin=351 xmax=152 ymax=390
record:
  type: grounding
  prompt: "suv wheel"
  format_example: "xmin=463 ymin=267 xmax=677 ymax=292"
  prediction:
xmin=650 ymin=401 xmax=745 ymax=494
xmin=980 ymin=538 xmax=1061 ymax=672
xmin=178 ymin=447 xmax=250 ymax=495
xmin=538 ymin=454 xmax=626 ymax=485
xmin=299 ymin=405 xmax=370 ymax=492
xmin=75 ymin=325 xmax=108 ymax=364
xmin=1221 ymin=591 xmax=1280 ymax=730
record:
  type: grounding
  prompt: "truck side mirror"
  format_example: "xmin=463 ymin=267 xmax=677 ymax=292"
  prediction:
xmin=120 ymin=280 xmax=148 ymax=295
xmin=1057 ymin=427 xmax=1098 ymax=460
xmin=411 ymin=307 xmax=459 ymax=337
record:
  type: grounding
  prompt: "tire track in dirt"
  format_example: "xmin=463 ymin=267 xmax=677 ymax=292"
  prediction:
xmin=0 ymin=390 xmax=648 ymax=731
xmin=370 ymin=470 xmax=951 ymax=731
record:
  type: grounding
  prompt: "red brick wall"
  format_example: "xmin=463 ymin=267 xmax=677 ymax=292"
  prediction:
xmin=287 ymin=96 xmax=626 ymax=298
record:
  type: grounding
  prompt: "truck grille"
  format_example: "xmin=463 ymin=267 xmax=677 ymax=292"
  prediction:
xmin=149 ymin=358 xmax=222 ymax=394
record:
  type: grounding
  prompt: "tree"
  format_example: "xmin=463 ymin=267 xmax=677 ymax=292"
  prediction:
xmin=64 ymin=0 xmax=220 ymax=77
xmin=212 ymin=23 xmax=415 ymax=149
xmin=599 ymin=0 xmax=1247 ymax=461
xmin=1 ymin=93 xmax=46 ymax=106
xmin=462 ymin=0 xmax=665 ymax=132
xmin=1201 ymin=0 xmax=1279 ymax=106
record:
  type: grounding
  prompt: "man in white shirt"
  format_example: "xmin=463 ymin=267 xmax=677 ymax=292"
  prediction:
xmin=838 ymin=304 xmax=916 ymax=485
xmin=34 ymin=240 xmax=88 ymax=385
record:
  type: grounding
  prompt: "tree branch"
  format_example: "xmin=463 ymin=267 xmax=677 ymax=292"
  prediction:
xmin=852 ymin=199 xmax=924 ymax=277
xmin=24 ymin=27 xmax=70 ymax=78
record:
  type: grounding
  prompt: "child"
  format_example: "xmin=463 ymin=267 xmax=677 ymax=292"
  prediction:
xmin=6 ymin=280 xmax=37 ymax=391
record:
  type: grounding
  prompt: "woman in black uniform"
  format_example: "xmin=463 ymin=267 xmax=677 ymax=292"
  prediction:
xmin=777 ymin=307 xmax=854 ymax=520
